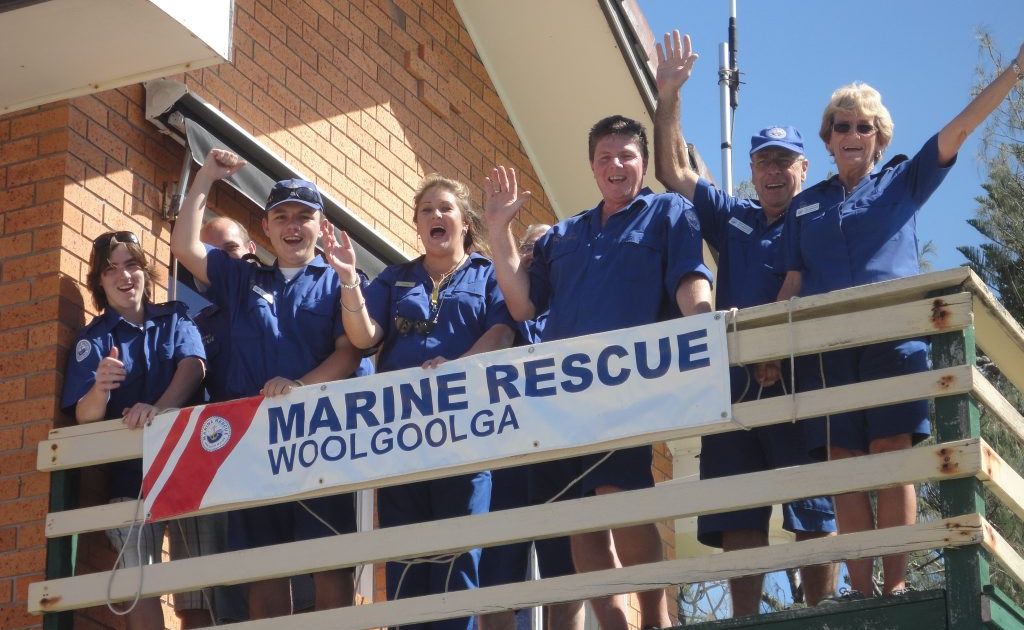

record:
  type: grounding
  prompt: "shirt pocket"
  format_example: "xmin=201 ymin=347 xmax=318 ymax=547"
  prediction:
xmin=297 ymin=294 xmax=338 ymax=343
xmin=447 ymin=277 xmax=488 ymax=320
xmin=394 ymin=284 xmax=432 ymax=321
xmin=619 ymin=229 xmax=664 ymax=281
xmin=239 ymin=285 xmax=278 ymax=341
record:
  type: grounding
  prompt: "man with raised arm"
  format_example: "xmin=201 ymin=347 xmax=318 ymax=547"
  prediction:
xmin=483 ymin=115 xmax=713 ymax=630
xmin=653 ymin=29 xmax=837 ymax=615
xmin=170 ymin=149 xmax=361 ymax=619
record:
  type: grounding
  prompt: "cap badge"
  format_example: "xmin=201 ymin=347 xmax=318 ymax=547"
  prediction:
xmin=766 ymin=127 xmax=787 ymax=139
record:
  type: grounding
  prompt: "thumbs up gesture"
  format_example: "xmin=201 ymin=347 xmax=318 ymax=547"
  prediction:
xmin=95 ymin=346 xmax=127 ymax=392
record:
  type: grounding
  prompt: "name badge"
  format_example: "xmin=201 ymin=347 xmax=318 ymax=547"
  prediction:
xmin=795 ymin=203 xmax=820 ymax=217
xmin=251 ymin=285 xmax=274 ymax=305
xmin=395 ymin=281 xmax=416 ymax=288
xmin=728 ymin=217 xmax=753 ymax=235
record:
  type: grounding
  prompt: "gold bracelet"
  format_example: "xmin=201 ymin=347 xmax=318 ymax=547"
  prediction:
xmin=340 ymin=278 xmax=361 ymax=289
xmin=293 ymin=379 xmax=305 ymax=387
xmin=341 ymin=299 xmax=366 ymax=313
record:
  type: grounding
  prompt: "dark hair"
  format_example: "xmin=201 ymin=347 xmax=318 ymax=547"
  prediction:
xmin=86 ymin=233 xmax=158 ymax=311
xmin=412 ymin=174 xmax=488 ymax=257
xmin=588 ymin=115 xmax=649 ymax=165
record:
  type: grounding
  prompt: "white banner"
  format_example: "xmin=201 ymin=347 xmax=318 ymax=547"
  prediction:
xmin=142 ymin=312 xmax=730 ymax=521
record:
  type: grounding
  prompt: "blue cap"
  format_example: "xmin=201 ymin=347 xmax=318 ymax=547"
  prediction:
xmin=750 ymin=126 xmax=804 ymax=156
xmin=264 ymin=179 xmax=324 ymax=213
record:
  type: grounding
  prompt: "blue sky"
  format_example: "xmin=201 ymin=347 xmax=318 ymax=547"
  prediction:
xmin=638 ymin=0 xmax=1024 ymax=271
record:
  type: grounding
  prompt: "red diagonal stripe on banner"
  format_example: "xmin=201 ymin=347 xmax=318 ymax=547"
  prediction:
xmin=145 ymin=395 xmax=265 ymax=522
xmin=142 ymin=407 xmax=194 ymax=497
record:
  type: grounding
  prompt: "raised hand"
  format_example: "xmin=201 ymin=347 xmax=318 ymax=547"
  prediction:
xmin=655 ymin=30 xmax=699 ymax=95
xmin=94 ymin=346 xmax=126 ymax=393
xmin=197 ymin=148 xmax=247 ymax=182
xmin=320 ymin=219 xmax=360 ymax=285
xmin=483 ymin=166 xmax=531 ymax=230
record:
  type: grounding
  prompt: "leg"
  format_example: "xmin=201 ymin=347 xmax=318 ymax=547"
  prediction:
xmin=313 ymin=567 xmax=354 ymax=610
xmin=248 ymin=577 xmax=292 ymax=618
xmin=571 ymin=529 xmax=630 ymax=630
xmin=794 ymin=531 xmax=838 ymax=605
xmin=720 ymin=529 xmax=769 ymax=617
xmin=125 ymin=597 xmax=165 ymax=630
xmin=478 ymin=611 xmax=517 ymax=630
xmin=546 ymin=600 xmax=586 ymax=630
xmin=177 ymin=606 xmax=216 ymax=629
xmin=869 ymin=434 xmax=915 ymax=594
xmin=829 ymin=446 xmax=875 ymax=596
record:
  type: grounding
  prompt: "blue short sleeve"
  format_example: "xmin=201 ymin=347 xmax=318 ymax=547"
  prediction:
xmin=691 ymin=178 xmax=731 ymax=252
xmin=364 ymin=267 xmax=396 ymax=339
xmin=664 ymin=196 xmax=714 ymax=299
xmin=482 ymin=267 xmax=515 ymax=331
xmin=61 ymin=333 xmax=104 ymax=414
xmin=171 ymin=309 xmax=207 ymax=364
xmin=781 ymin=194 xmax=806 ymax=273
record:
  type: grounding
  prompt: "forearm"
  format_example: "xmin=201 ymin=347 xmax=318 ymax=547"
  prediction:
xmin=153 ymin=357 xmax=205 ymax=410
xmin=776 ymin=271 xmax=803 ymax=302
xmin=170 ymin=173 xmax=216 ymax=284
xmin=938 ymin=58 xmax=1023 ymax=164
xmin=74 ymin=386 xmax=109 ymax=423
xmin=301 ymin=337 xmax=362 ymax=384
xmin=461 ymin=324 xmax=515 ymax=358
xmin=675 ymin=274 xmax=713 ymax=316
xmin=488 ymin=222 xmax=536 ymax=321
xmin=340 ymin=285 xmax=383 ymax=349
xmin=654 ymin=88 xmax=698 ymax=198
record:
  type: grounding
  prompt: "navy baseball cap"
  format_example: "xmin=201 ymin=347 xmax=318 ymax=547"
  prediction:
xmin=264 ymin=179 xmax=324 ymax=213
xmin=750 ymin=126 xmax=804 ymax=156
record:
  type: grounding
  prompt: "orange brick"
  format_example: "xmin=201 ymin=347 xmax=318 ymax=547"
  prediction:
xmin=24 ymin=373 xmax=56 ymax=401
xmin=0 ymin=425 xmax=22 ymax=450
xmin=0 ymin=184 xmax=34 ymax=212
xmin=27 ymin=323 xmax=61 ymax=350
xmin=0 ymin=397 xmax=56 ymax=424
xmin=37 ymin=130 xmax=68 ymax=156
xmin=0 ymin=137 xmax=38 ymax=166
xmin=4 ymin=201 xmax=62 ymax=234
xmin=0 ymin=495 xmax=46 ymax=527
xmin=34 ymin=178 xmax=64 ymax=204
xmin=0 ymin=547 xmax=45 ymax=577
xmin=0 ymin=601 xmax=39 ymax=628
xmin=0 ymin=233 xmax=33 ymax=258
xmin=86 ymin=120 xmax=127 ymax=162
xmin=16 ymin=522 xmax=45 ymax=549
xmin=0 ymin=379 xmax=25 ymax=404
xmin=9 ymin=107 xmax=68 ymax=139
xmin=2 ymin=252 xmax=62 ymax=283
xmin=0 ymin=576 xmax=10 ymax=602
xmin=6 ymin=155 xmax=64 ymax=188
xmin=0 ymin=478 xmax=18 ymax=500
xmin=0 ymin=330 xmax=28 ymax=355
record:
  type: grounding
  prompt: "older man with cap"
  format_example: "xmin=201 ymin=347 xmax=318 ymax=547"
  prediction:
xmin=172 ymin=149 xmax=363 ymax=619
xmin=653 ymin=30 xmax=837 ymax=616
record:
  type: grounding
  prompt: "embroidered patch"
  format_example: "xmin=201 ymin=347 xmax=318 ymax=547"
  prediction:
xmin=795 ymin=203 xmax=820 ymax=217
xmin=251 ymin=285 xmax=274 ymax=305
xmin=395 ymin=281 xmax=416 ymax=288
xmin=200 ymin=416 xmax=232 ymax=452
xmin=766 ymin=127 xmax=787 ymax=139
xmin=75 ymin=339 xmax=91 ymax=363
xmin=728 ymin=217 xmax=753 ymax=235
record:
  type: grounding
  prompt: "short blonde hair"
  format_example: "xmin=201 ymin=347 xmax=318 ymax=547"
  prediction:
xmin=819 ymin=82 xmax=894 ymax=162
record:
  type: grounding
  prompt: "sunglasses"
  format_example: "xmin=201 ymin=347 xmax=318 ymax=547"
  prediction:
xmin=265 ymin=184 xmax=322 ymax=210
xmin=831 ymin=122 xmax=877 ymax=136
xmin=752 ymin=154 xmax=803 ymax=170
xmin=395 ymin=315 xmax=436 ymax=336
xmin=92 ymin=231 xmax=140 ymax=251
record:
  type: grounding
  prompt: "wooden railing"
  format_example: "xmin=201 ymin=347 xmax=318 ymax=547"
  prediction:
xmin=28 ymin=268 xmax=1024 ymax=629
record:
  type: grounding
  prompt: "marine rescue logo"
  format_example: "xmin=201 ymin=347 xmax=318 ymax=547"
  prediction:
xmin=766 ymin=127 xmax=787 ymax=139
xmin=75 ymin=340 xmax=91 ymax=363
xmin=200 ymin=416 xmax=232 ymax=452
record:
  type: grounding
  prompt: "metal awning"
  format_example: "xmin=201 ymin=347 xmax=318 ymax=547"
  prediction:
xmin=145 ymin=80 xmax=407 ymax=278
xmin=0 ymin=0 xmax=232 ymax=113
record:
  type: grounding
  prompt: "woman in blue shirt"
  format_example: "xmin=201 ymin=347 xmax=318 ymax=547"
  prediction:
xmin=778 ymin=44 xmax=1024 ymax=600
xmin=62 ymin=231 xmax=205 ymax=629
xmin=323 ymin=174 xmax=515 ymax=630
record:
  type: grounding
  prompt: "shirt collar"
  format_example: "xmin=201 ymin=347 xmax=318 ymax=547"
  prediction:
xmin=587 ymin=187 xmax=656 ymax=228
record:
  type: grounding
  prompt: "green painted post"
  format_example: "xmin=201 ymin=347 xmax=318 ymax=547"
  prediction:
xmin=932 ymin=317 xmax=988 ymax=630
xmin=42 ymin=469 xmax=76 ymax=630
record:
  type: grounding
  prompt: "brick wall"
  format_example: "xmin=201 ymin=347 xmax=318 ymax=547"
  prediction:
xmin=0 ymin=1 xmax=675 ymax=627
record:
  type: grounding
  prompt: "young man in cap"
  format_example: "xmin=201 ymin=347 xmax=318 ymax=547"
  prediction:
xmin=171 ymin=149 xmax=362 ymax=619
xmin=653 ymin=29 xmax=837 ymax=615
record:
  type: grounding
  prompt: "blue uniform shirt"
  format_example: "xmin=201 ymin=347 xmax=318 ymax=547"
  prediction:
xmin=692 ymin=179 xmax=784 ymax=309
xmin=204 ymin=249 xmax=347 ymax=399
xmin=61 ymin=302 xmax=205 ymax=498
xmin=783 ymin=134 xmax=954 ymax=296
xmin=529 ymin=188 xmax=712 ymax=341
xmin=517 ymin=313 xmax=547 ymax=346
xmin=365 ymin=253 xmax=514 ymax=372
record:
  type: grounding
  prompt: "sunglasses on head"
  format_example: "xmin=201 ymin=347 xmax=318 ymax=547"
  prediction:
xmin=831 ymin=122 xmax=877 ymax=136
xmin=395 ymin=315 xmax=436 ymax=336
xmin=265 ymin=184 xmax=322 ymax=210
xmin=92 ymin=231 xmax=140 ymax=251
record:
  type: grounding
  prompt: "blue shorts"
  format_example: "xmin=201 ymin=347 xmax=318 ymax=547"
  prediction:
xmin=698 ymin=365 xmax=835 ymax=547
xmin=580 ymin=445 xmax=655 ymax=495
xmin=525 ymin=459 xmax=580 ymax=579
xmin=479 ymin=465 xmax=531 ymax=587
xmin=228 ymin=494 xmax=356 ymax=549
xmin=797 ymin=339 xmax=931 ymax=457
xmin=379 ymin=472 xmax=490 ymax=630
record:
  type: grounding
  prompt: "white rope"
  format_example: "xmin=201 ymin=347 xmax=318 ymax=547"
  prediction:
xmin=172 ymin=519 xmax=218 ymax=626
xmin=106 ymin=488 xmax=147 ymax=617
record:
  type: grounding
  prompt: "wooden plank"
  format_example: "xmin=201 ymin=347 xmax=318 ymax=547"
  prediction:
xmin=37 ymin=428 xmax=141 ymax=471
xmin=972 ymin=365 xmax=1024 ymax=447
xmin=30 ymin=516 xmax=982 ymax=627
xmin=729 ymin=268 xmax=971 ymax=328
xmin=978 ymin=439 xmax=1024 ymax=523
xmin=965 ymin=270 xmax=1024 ymax=395
xmin=729 ymin=292 xmax=972 ymax=365
xmin=982 ymin=517 xmax=1024 ymax=592
xmin=29 ymin=440 xmax=983 ymax=613
xmin=44 ymin=366 xmax=974 ymax=537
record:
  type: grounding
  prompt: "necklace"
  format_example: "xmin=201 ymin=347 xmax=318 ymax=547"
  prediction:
xmin=428 ymin=254 xmax=467 ymax=309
